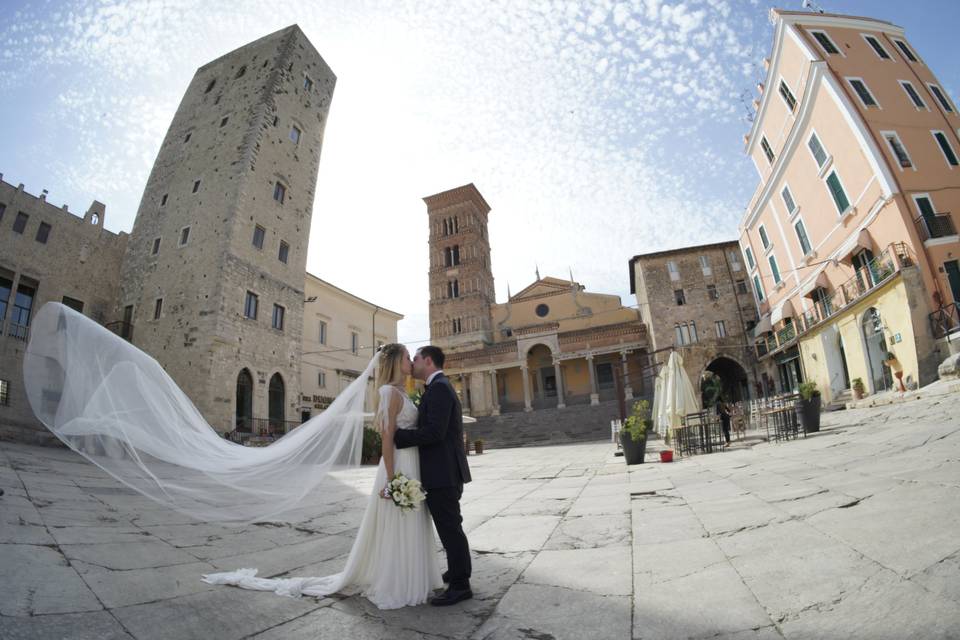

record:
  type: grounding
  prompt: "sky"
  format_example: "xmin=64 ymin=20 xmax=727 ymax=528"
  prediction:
xmin=1 ymin=0 xmax=958 ymax=348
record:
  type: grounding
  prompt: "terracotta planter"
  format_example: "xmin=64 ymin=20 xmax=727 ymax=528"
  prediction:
xmin=853 ymin=385 xmax=865 ymax=399
xmin=620 ymin=432 xmax=647 ymax=465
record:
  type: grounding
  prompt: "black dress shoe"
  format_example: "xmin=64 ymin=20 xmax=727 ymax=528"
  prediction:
xmin=441 ymin=570 xmax=450 ymax=583
xmin=430 ymin=586 xmax=473 ymax=606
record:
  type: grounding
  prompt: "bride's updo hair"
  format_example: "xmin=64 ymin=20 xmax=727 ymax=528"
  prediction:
xmin=375 ymin=343 xmax=407 ymax=390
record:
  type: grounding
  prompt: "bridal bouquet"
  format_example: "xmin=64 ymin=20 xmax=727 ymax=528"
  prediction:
xmin=386 ymin=472 xmax=426 ymax=513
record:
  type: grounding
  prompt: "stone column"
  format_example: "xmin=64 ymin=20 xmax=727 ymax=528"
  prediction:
xmin=587 ymin=354 xmax=599 ymax=405
xmin=621 ymin=351 xmax=634 ymax=400
xmin=554 ymin=360 xmax=565 ymax=409
xmin=521 ymin=364 xmax=533 ymax=412
xmin=489 ymin=369 xmax=500 ymax=416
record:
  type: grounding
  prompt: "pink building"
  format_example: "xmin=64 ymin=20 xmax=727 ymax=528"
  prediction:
xmin=741 ymin=10 xmax=960 ymax=402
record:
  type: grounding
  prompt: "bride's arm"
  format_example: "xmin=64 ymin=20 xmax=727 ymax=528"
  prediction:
xmin=380 ymin=389 xmax=404 ymax=495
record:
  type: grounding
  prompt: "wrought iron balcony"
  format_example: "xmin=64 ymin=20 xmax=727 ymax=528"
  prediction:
xmin=915 ymin=212 xmax=957 ymax=241
xmin=930 ymin=302 xmax=960 ymax=339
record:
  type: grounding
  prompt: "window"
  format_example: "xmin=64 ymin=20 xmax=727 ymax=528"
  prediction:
xmin=0 ymin=203 xmax=5 ymax=221
xmin=273 ymin=182 xmax=286 ymax=203
xmin=253 ymin=225 xmax=266 ymax=249
xmin=736 ymin=279 xmax=749 ymax=295
xmin=900 ymin=81 xmax=927 ymax=109
xmin=795 ymin=219 xmax=812 ymax=255
xmin=728 ymin=251 xmax=742 ymax=270
xmin=183 ymin=133 xmax=191 ymax=143
xmin=808 ymin=132 xmax=828 ymax=169
xmin=152 ymin=237 xmax=161 ymax=255
xmin=13 ymin=212 xmax=28 ymax=234
xmin=272 ymin=115 xmax=278 ymax=126
xmin=781 ymin=185 xmax=797 ymax=214
xmin=847 ymin=78 xmax=879 ymax=108
xmin=778 ymin=80 xmax=797 ymax=112
xmin=272 ymin=304 xmax=284 ymax=331
xmin=674 ymin=322 xmax=698 ymax=346
xmin=244 ymin=291 xmax=258 ymax=319
xmin=318 ymin=371 xmax=326 ymax=388
xmin=928 ymin=84 xmax=954 ymax=113
xmin=667 ymin=260 xmax=680 ymax=280
xmin=235 ymin=65 xmax=246 ymax=79
xmin=760 ymin=136 xmax=775 ymax=164
xmin=451 ymin=245 xmax=460 ymax=266
xmin=220 ymin=116 xmax=229 ymax=127
xmin=452 ymin=280 xmax=460 ymax=298
xmin=35 ymin=222 xmax=51 ymax=244
xmin=161 ymin=193 xmax=168 ymax=206
xmin=882 ymin=132 xmax=913 ymax=168
xmin=10 ymin=282 xmax=35 ymax=337
xmin=758 ymin=225 xmax=770 ymax=250
xmin=153 ymin=298 xmax=163 ymax=320
xmin=862 ymin=34 xmax=890 ymax=59
xmin=289 ymin=126 xmax=301 ymax=144
xmin=811 ymin=30 xmax=840 ymax=55
xmin=204 ymin=79 xmax=216 ymax=93
xmin=318 ymin=320 xmax=327 ymax=344
xmin=351 ymin=331 xmax=359 ymax=354
xmin=451 ymin=318 xmax=462 ymax=334
xmin=825 ymin=171 xmax=850 ymax=213
xmin=715 ymin=320 xmax=727 ymax=338
xmin=535 ymin=303 xmax=549 ymax=317
xmin=674 ymin=289 xmax=686 ymax=306
xmin=191 ymin=179 xmax=201 ymax=194
xmin=753 ymin=274 xmax=765 ymax=302
xmin=707 ymin=284 xmax=719 ymax=300
xmin=303 ymin=75 xmax=313 ymax=91
xmin=0 ymin=275 xmax=11 ymax=327
xmin=278 ymin=240 xmax=289 ymax=263
xmin=893 ymin=39 xmax=918 ymax=62
xmin=745 ymin=247 xmax=755 ymax=269
xmin=179 ymin=226 xmax=191 ymax=246
xmin=61 ymin=296 xmax=84 ymax=313
xmin=699 ymin=255 xmax=711 ymax=273
xmin=933 ymin=131 xmax=959 ymax=167
xmin=0 ymin=379 xmax=8 ymax=406
xmin=768 ymin=255 xmax=782 ymax=284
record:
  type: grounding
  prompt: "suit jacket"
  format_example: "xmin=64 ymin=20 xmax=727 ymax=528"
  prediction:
xmin=394 ymin=373 xmax=472 ymax=489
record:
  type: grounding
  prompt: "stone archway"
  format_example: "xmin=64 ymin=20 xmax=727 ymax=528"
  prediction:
xmin=702 ymin=356 xmax=750 ymax=404
xmin=235 ymin=368 xmax=253 ymax=430
xmin=268 ymin=373 xmax=285 ymax=430
xmin=526 ymin=343 xmax=555 ymax=407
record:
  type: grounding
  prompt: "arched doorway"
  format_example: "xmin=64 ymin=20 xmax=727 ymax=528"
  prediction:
xmin=861 ymin=308 xmax=892 ymax=393
xmin=702 ymin=356 xmax=749 ymax=405
xmin=236 ymin=368 xmax=253 ymax=431
xmin=268 ymin=373 xmax=285 ymax=430
xmin=526 ymin=344 xmax=555 ymax=409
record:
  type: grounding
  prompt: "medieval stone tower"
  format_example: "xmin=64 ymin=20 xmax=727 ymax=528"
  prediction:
xmin=426 ymin=184 xmax=496 ymax=352
xmin=117 ymin=25 xmax=335 ymax=432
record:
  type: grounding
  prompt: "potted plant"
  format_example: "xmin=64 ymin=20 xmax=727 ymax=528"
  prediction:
xmin=852 ymin=377 xmax=865 ymax=400
xmin=795 ymin=381 xmax=822 ymax=433
xmin=620 ymin=400 xmax=650 ymax=465
xmin=474 ymin=438 xmax=485 ymax=455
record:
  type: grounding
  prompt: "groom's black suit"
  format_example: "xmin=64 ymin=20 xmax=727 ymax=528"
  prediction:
xmin=394 ymin=372 xmax=472 ymax=591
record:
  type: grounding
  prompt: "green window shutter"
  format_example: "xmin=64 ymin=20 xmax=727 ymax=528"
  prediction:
xmin=826 ymin=172 xmax=850 ymax=213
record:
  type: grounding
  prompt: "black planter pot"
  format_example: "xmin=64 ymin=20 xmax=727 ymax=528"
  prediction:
xmin=620 ymin=432 xmax=647 ymax=465
xmin=796 ymin=395 xmax=822 ymax=433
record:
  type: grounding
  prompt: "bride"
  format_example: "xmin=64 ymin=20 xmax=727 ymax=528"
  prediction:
xmin=202 ymin=343 xmax=443 ymax=608
xmin=22 ymin=304 xmax=442 ymax=610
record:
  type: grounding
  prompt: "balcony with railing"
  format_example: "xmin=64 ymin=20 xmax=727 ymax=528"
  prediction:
xmin=930 ymin=302 xmax=960 ymax=339
xmin=915 ymin=212 xmax=957 ymax=242
xmin=755 ymin=242 xmax=915 ymax=359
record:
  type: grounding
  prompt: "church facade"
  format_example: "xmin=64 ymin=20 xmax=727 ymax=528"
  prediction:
xmin=425 ymin=184 xmax=650 ymax=417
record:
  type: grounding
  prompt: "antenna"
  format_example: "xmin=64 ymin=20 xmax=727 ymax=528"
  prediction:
xmin=802 ymin=0 xmax=825 ymax=13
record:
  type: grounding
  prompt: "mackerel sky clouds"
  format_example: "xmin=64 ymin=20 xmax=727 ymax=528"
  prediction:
xmin=1 ymin=0 xmax=957 ymax=346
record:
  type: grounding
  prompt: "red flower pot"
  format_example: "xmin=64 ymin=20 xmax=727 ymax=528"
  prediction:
xmin=660 ymin=450 xmax=674 ymax=463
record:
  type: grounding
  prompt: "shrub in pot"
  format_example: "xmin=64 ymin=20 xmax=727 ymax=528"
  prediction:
xmin=621 ymin=400 xmax=650 ymax=465
xmin=852 ymin=377 xmax=865 ymax=399
xmin=474 ymin=439 xmax=485 ymax=455
xmin=795 ymin=381 xmax=822 ymax=433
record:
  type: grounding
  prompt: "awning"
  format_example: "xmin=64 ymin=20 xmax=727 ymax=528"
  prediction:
xmin=802 ymin=271 xmax=831 ymax=297
xmin=754 ymin=314 xmax=772 ymax=337
xmin=838 ymin=228 xmax=874 ymax=262
xmin=770 ymin=298 xmax=795 ymax=325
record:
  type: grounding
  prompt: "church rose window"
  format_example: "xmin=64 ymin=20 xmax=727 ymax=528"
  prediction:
xmin=535 ymin=304 xmax=549 ymax=318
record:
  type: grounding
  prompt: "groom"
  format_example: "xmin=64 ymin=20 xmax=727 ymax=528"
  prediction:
xmin=394 ymin=345 xmax=473 ymax=606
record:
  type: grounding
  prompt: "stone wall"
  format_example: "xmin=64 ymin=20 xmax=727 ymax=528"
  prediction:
xmin=0 ymin=178 xmax=127 ymax=443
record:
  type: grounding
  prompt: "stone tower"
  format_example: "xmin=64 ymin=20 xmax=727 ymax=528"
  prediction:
xmin=117 ymin=25 xmax=335 ymax=432
xmin=425 ymin=184 xmax=495 ymax=351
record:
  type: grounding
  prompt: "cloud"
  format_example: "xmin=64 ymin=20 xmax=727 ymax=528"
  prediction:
xmin=0 ymin=0 xmax=772 ymax=347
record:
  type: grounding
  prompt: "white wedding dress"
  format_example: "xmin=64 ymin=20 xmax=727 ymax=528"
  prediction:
xmin=202 ymin=386 xmax=443 ymax=609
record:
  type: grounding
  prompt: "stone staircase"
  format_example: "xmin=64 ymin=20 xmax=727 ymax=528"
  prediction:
xmin=825 ymin=389 xmax=852 ymax=412
xmin=464 ymin=397 xmax=650 ymax=449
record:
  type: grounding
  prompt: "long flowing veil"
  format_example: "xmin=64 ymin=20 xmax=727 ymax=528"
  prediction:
xmin=22 ymin=302 xmax=379 ymax=523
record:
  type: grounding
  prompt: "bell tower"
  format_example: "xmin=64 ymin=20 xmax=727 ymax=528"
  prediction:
xmin=425 ymin=184 xmax=495 ymax=352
